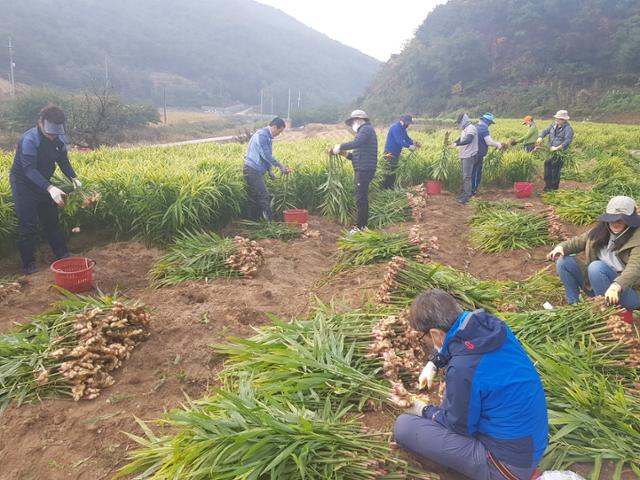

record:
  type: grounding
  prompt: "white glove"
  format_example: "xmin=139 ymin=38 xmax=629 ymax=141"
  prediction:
xmin=496 ymin=142 xmax=503 ymax=149
xmin=71 ymin=177 xmax=82 ymax=189
xmin=418 ymin=361 xmax=437 ymax=390
xmin=546 ymin=245 xmax=565 ymax=261
xmin=47 ymin=186 xmax=66 ymax=207
xmin=405 ymin=399 xmax=428 ymax=417
xmin=535 ymin=137 xmax=543 ymax=144
xmin=332 ymin=144 xmax=342 ymax=155
xmin=550 ymin=146 xmax=561 ymax=152
xmin=408 ymin=144 xmax=417 ymax=152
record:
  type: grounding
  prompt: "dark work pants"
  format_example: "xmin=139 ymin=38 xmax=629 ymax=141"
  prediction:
xmin=243 ymin=165 xmax=273 ymax=221
xmin=472 ymin=153 xmax=486 ymax=194
xmin=382 ymin=154 xmax=399 ymax=190
xmin=10 ymin=175 xmax=69 ymax=268
xmin=394 ymin=414 xmax=536 ymax=480
xmin=355 ymin=169 xmax=375 ymax=229
xmin=543 ymin=155 xmax=564 ymax=191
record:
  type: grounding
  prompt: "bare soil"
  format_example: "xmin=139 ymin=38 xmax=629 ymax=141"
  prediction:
xmin=0 ymin=188 xmax=634 ymax=480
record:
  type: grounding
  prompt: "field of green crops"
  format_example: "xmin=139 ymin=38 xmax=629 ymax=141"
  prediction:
xmin=2 ymin=119 xmax=637 ymax=255
xmin=2 ymin=119 xmax=640 ymax=479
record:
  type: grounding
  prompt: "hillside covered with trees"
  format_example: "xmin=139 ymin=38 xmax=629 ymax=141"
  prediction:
xmin=363 ymin=0 xmax=640 ymax=119
xmin=0 ymin=0 xmax=380 ymax=110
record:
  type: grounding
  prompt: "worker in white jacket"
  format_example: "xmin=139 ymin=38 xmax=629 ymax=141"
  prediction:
xmin=449 ymin=113 xmax=478 ymax=204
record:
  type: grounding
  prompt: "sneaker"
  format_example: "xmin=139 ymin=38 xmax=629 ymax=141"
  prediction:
xmin=348 ymin=227 xmax=363 ymax=236
xmin=456 ymin=197 xmax=469 ymax=205
xmin=23 ymin=261 xmax=38 ymax=275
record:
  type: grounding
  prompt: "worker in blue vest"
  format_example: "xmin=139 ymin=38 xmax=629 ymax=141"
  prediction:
xmin=382 ymin=115 xmax=420 ymax=189
xmin=9 ymin=105 xmax=81 ymax=274
xmin=473 ymin=113 xmax=502 ymax=195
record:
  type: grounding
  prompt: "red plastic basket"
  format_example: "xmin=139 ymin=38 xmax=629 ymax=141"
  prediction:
xmin=50 ymin=257 xmax=96 ymax=293
xmin=514 ymin=182 xmax=533 ymax=198
xmin=621 ymin=310 xmax=634 ymax=324
xmin=425 ymin=180 xmax=443 ymax=195
xmin=283 ymin=209 xmax=308 ymax=228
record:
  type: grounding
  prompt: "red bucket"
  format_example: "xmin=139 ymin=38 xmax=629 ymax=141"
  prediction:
xmin=621 ymin=310 xmax=634 ymax=324
xmin=514 ymin=182 xmax=533 ymax=198
xmin=425 ymin=180 xmax=443 ymax=195
xmin=50 ymin=257 xmax=96 ymax=293
xmin=283 ymin=209 xmax=308 ymax=228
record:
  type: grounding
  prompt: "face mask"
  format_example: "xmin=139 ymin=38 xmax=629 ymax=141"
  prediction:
xmin=352 ymin=122 xmax=361 ymax=133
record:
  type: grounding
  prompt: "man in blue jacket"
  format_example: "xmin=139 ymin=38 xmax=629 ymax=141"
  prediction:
xmin=382 ymin=115 xmax=420 ymax=189
xmin=243 ymin=117 xmax=290 ymax=221
xmin=394 ymin=289 xmax=548 ymax=480
xmin=10 ymin=105 xmax=81 ymax=274
xmin=473 ymin=113 xmax=503 ymax=195
xmin=332 ymin=110 xmax=377 ymax=233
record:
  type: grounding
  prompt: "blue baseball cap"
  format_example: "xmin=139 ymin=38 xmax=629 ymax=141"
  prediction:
xmin=480 ymin=113 xmax=495 ymax=124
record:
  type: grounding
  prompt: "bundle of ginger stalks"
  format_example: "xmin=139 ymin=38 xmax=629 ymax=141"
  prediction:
xmin=0 ymin=292 xmax=150 ymax=410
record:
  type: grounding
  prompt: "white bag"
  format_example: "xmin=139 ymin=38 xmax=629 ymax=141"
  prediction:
xmin=537 ymin=471 xmax=586 ymax=480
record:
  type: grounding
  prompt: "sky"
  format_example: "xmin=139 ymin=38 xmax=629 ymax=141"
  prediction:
xmin=256 ymin=0 xmax=446 ymax=62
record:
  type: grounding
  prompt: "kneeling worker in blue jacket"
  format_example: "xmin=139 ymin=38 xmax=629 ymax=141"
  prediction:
xmin=394 ymin=289 xmax=548 ymax=480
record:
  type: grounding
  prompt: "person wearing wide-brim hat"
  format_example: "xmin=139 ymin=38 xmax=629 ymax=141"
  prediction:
xmin=547 ymin=196 xmax=640 ymax=309
xmin=536 ymin=109 xmax=574 ymax=191
xmin=510 ymin=115 xmax=538 ymax=152
xmin=331 ymin=110 xmax=378 ymax=233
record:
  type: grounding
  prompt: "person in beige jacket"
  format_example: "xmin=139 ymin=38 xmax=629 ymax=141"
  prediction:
xmin=547 ymin=196 xmax=640 ymax=309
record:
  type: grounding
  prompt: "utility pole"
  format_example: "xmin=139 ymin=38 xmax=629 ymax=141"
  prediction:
xmin=163 ymin=86 xmax=167 ymax=124
xmin=104 ymin=54 xmax=109 ymax=88
xmin=297 ymin=90 xmax=301 ymax=109
xmin=271 ymin=95 xmax=274 ymax=115
xmin=287 ymin=88 xmax=291 ymax=121
xmin=260 ymin=88 xmax=264 ymax=115
xmin=8 ymin=37 xmax=16 ymax=97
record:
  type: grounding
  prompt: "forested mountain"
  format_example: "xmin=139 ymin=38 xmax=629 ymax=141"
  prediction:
xmin=363 ymin=0 xmax=640 ymax=119
xmin=0 ymin=0 xmax=380 ymax=109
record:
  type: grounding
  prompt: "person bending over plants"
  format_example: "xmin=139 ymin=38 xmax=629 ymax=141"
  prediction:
xmin=393 ymin=288 xmax=548 ymax=480
xmin=548 ymin=196 xmax=640 ymax=310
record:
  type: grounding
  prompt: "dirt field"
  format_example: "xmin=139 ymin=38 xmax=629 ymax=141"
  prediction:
xmin=0 ymin=182 xmax=632 ymax=480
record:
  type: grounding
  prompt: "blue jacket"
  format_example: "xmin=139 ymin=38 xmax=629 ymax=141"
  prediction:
xmin=10 ymin=127 xmax=77 ymax=195
xmin=540 ymin=122 xmax=574 ymax=150
xmin=424 ymin=310 xmax=548 ymax=468
xmin=244 ymin=127 xmax=283 ymax=174
xmin=340 ymin=122 xmax=378 ymax=172
xmin=475 ymin=120 xmax=491 ymax=157
xmin=384 ymin=121 xmax=414 ymax=157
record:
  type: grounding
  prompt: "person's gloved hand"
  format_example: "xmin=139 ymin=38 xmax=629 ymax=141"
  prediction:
xmin=418 ymin=361 xmax=437 ymax=390
xmin=550 ymin=146 xmax=561 ymax=152
xmin=496 ymin=142 xmax=503 ymax=150
xmin=47 ymin=186 xmax=66 ymax=207
xmin=414 ymin=141 xmax=422 ymax=148
xmin=280 ymin=165 xmax=291 ymax=175
xmin=535 ymin=137 xmax=543 ymax=144
xmin=604 ymin=283 xmax=621 ymax=305
xmin=448 ymin=142 xmax=457 ymax=148
xmin=331 ymin=144 xmax=342 ymax=155
xmin=405 ymin=399 xmax=428 ymax=417
xmin=546 ymin=245 xmax=565 ymax=261
xmin=408 ymin=144 xmax=417 ymax=152
xmin=71 ymin=177 xmax=82 ymax=189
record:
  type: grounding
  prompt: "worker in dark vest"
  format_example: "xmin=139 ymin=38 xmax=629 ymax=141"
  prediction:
xmin=332 ymin=110 xmax=378 ymax=234
xmin=9 ymin=105 xmax=81 ymax=274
